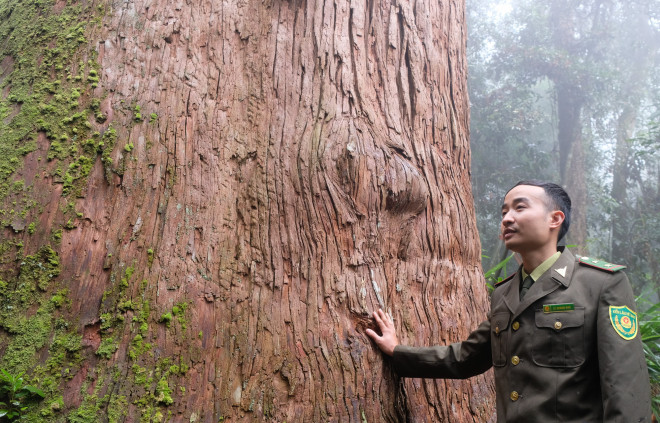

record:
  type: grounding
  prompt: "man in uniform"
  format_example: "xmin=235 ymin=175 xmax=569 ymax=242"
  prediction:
xmin=366 ymin=180 xmax=652 ymax=422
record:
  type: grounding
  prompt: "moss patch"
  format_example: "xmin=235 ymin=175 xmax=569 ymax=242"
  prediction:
xmin=0 ymin=246 xmax=87 ymax=421
xmin=0 ymin=0 xmax=114 ymax=229
xmin=0 ymin=1 xmax=112 ymax=419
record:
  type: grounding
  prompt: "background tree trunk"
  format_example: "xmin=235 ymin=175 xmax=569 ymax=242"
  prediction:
xmin=0 ymin=0 xmax=494 ymax=421
xmin=555 ymin=82 xmax=588 ymax=252
xmin=549 ymin=0 xmax=589 ymax=252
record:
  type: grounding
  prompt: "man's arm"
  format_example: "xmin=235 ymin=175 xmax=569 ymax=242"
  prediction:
xmin=597 ymin=272 xmax=652 ymax=421
xmin=366 ymin=309 xmax=493 ymax=379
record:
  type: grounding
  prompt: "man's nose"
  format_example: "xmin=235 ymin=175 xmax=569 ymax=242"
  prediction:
xmin=501 ymin=211 xmax=513 ymax=224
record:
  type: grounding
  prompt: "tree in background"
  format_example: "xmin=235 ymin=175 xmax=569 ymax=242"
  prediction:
xmin=468 ymin=0 xmax=660 ymax=295
xmin=0 ymin=0 xmax=494 ymax=421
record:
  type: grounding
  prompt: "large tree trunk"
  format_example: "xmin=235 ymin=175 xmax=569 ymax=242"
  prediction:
xmin=547 ymin=0 xmax=591 ymax=253
xmin=0 ymin=0 xmax=494 ymax=421
xmin=555 ymin=82 xmax=588 ymax=252
xmin=610 ymin=103 xmax=637 ymax=264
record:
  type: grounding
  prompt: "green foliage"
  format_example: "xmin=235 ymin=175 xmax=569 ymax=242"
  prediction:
xmin=609 ymin=118 xmax=660 ymax=295
xmin=63 ymin=154 xmax=94 ymax=195
xmin=96 ymin=337 xmax=118 ymax=359
xmin=638 ymin=299 xmax=660 ymax=419
xmin=0 ymin=247 xmax=62 ymax=374
xmin=158 ymin=312 xmax=172 ymax=327
xmin=50 ymin=289 xmax=68 ymax=308
xmin=101 ymin=127 xmax=118 ymax=182
xmin=133 ymin=105 xmax=143 ymax=122
xmin=147 ymin=248 xmax=154 ymax=267
xmin=155 ymin=378 xmax=173 ymax=405
xmin=0 ymin=369 xmax=45 ymax=421
xmin=120 ymin=265 xmax=135 ymax=289
xmin=483 ymin=253 xmax=517 ymax=292
xmin=107 ymin=395 xmax=128 ymax=423
xmin=0 ymin=243 xmax=91 ymax=421
xmin=18 ymin=245 xmax=61 ymax=293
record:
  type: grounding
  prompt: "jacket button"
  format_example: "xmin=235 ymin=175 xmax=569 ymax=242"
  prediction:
xmin=511 ymin=356 xmax=520 ymax=365
xmin=510 ymin=391 xmax=519 ymax=401
xmin=554 ymin=321 xmax=563 ymax=330
xmin=512 ymin=321 xmax=520 ymax=331
xmin=495 ymin=326 xmax=500 ymax=334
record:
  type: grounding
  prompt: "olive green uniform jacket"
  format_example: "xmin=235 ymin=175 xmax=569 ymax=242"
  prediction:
xmin=393 ymin=248 xmax=651 ymax=422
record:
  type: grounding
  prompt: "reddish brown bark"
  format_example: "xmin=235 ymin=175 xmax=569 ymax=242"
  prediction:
xmin=5 ymin=0 xmax=494 ymax=420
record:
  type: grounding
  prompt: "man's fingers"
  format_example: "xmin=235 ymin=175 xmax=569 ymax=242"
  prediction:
xmin=365 ymin=329 xmax=384 ymax=347
xmin=372 ymin=309 xmax=386 ymax=330
xmin=376 ymin=309 xmax=393 ymax=328
xmin=368 ymin=309 xmax=398 ymax=357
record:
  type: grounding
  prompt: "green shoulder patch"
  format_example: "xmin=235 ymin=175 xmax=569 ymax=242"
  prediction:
xmin=609 ymin=305 xmax=638 ymax=340
xmin=578 ymin=256 xmax=626 ymax=273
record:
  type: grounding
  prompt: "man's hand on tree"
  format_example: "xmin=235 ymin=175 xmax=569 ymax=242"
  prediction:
xmin=366 ymin=308 xmax=399 ymax=356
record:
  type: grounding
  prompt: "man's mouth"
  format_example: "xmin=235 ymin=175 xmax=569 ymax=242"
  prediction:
xmin=502 ymin=228 xmax=516 ymax=239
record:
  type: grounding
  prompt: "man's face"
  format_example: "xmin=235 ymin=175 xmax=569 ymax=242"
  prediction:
xmin=500 ymin=185 xmax=557 ymax=253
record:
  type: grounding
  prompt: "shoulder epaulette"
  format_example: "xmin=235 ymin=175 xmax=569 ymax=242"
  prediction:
xmin=494 ymin=272 xmax=516 ymax=287
xmin=578 ymin=256 xmax=626 ymax=273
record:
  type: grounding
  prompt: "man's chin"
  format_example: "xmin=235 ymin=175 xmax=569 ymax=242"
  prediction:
xmin=503 ymin=240 xmax=522 ymax=253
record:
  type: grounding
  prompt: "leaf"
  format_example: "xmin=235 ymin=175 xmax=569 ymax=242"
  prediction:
xmin=22 ymin=385 xmax=45 ymax=398
xmin=484 ymin=253 xmax=516 ymax=279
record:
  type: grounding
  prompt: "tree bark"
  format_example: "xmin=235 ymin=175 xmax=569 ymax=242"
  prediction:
xmin=0 ymin=0 xmax=494 ymax=421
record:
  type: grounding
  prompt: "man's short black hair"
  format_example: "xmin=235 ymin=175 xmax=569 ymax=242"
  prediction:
xmin=510 ymin=180 xmax=572 ymax=243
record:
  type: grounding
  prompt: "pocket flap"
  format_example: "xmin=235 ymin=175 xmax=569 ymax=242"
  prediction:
xmin=491 ymin=312 xmax=510 ymax=335
xmin=535 ymin=308 xmax=584 ymax=330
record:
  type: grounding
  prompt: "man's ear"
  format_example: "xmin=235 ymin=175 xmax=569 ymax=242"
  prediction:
xmin=549 ymin=210 xmax=565 ymax=230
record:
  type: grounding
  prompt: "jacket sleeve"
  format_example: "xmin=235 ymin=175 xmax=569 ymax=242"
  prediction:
xmin=597 ymin=271 xmax=652 ymax=422
xmin=391 ymin=319 xmax=493 ymax=379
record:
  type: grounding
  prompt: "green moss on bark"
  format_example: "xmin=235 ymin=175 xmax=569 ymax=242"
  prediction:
xmin=0 ymin=0 xmax=114 ymax=223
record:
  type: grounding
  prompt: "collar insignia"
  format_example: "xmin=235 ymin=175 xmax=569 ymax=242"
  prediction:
xmin=555 ymin=266 xmax=567 ymax=278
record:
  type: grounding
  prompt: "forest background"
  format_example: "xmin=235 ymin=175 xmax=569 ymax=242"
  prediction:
xmin=467 ymin=0 xmax=660 ymax=299
xmin=467 ymin=0 xmax=660 ymax=415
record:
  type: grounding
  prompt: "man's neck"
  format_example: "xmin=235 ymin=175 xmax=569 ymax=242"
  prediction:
xmin=521 ymin=245 xmax=560 ymax=274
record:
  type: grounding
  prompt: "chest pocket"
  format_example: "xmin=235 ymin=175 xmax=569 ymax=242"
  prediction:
xmin=490 ymin=312 xmax=510 ymax=367
xmin=532 ymin=307 xmax=585 ymax=367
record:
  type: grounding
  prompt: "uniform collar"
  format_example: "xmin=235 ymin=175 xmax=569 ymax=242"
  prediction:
xmin=522 ymin=251 xmax=562 ymax=281
xmin=502 ymin=247 xmax=576 ymax=317
xmin=547 ymin=247 xmax=575 ymax=288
